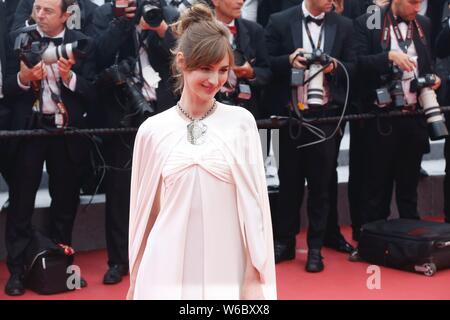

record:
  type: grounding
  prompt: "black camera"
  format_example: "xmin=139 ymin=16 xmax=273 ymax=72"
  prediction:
xmin=14 ymin=25 xmax=91 ymax=68
xmin=140 ymin=0 xmax=164 ymax=27
xmin=290 ymin=49 xmax=331 ymax=108
xmin=100 ymin=58 xmax=155 ymax=127
xmin=376 ymin=65 xmax=405 ymax=108
xmin=410 ymin=74 xmax=436 ymax=92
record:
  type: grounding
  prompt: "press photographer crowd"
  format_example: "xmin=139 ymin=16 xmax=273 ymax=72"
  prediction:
xmin=0 ymin=0 xmax=450 ymax=298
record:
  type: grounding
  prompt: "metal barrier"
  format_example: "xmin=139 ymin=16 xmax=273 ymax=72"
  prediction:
xmin=0 ymin=106 xmax=449 ymax=138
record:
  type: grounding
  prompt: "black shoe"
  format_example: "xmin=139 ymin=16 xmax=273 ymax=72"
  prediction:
xmin=324 ymin=236 xmax=355 ymax=254
xmin=4 ymin=274 xmax=25 ymax=296
xmin=103 ymin=264 xmax=128 ymax=285
xmin=305 ymin=249 xmax=324 ymax=273
xmin=420 ymin=167 xmax=429 ymax=178
xmin=274 ymin=239 xmax=296 ymax=264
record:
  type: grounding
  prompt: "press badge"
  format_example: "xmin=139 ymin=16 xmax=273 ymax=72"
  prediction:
xmin=55 ymin=113 xmax=64 ymax=128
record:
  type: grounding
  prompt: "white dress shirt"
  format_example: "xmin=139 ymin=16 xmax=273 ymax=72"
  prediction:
xmin=18 ymin=28 xmax=77 ymax=114
xmin=390 ymin=19 xmax=419 ymax=106
xmin=136 ymin=27 xmax=158 ymax=102
xmin=298 ymin=2 xmax=330 ymax=108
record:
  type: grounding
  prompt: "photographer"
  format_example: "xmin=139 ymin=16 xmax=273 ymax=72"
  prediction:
xmin=11 ymin=0 xmax=98 ymax=33
xmin=1 ymin=0 xmax=11 ymax=181
xmin=354 ymin=0 xmax=444 ymax=226
xmin=2 ymin=0 xmax=96 ymax=296
xmin=210 ymin=0 xmax=271 ymax=119
xmin=265 ymin=0 xmax=356 ymax=272
xmin=436 ymin=9 xmax=450 ymax=224
xmin=88 ymin=0 xmax=177 ymax=285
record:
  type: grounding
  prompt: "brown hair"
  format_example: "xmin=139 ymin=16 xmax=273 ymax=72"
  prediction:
xmin=171 ymin=3 xmax=234 ymax=93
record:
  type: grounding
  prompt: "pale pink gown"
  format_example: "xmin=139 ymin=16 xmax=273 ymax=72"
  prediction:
xmin=129 ymin=104 xmax=277 ymax=300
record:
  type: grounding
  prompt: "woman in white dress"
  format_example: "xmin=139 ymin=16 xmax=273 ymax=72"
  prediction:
xmin=127 ymin=3 xmax=276 ymax=300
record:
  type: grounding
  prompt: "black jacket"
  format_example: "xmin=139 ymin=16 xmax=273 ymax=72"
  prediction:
xmin=264 ymin=5 xmax=356 ymax=116
xmin=88 ymin=2 xmax=177 ymax=127
xmin=11 ymin=0 xmax=98 ymax=33
xmin=436 ymin=24 xmax=450 ymax=58
xmin=1 ymin=1 xmax=11 ymax=130
xmin=354 ymin=6 xmax=434 ymax=109
xmin=235 ymin=18 xmax=271 ymax=88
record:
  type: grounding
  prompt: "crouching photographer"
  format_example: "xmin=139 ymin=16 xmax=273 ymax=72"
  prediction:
xmin=354 ymin=0 xmax=445 ymax=226
xmin=88 ymin=0 xmax=178 ymax=285
xmin=210 ymin=0 xmax=271 ymax=120
xmin=265 ymin=0 xmax=356 ymax=273
xmin=2 ymin=0 xmax=96 ymax=296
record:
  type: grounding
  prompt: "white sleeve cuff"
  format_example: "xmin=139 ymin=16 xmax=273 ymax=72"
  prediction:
xmin=63 ymin=72 xmax=77 ymax=92
xmin=17 ymin=73 xmax=31 ymax=90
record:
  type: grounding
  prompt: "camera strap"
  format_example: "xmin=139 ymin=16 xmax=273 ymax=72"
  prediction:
xmin=300 ymin=9 xmax=325 ymax=51
xmin=43 ymin=66 xmax=68 ymax=128
xmin=381 ymin=10 xmax=426 ymax=53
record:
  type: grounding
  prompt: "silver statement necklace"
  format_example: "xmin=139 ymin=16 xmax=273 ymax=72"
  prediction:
xmin=177 ymin=99 xmax=217 ymax=145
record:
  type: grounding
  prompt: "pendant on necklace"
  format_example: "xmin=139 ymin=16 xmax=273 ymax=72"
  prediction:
xmin=187 ymin=119 xmax=207 ymax=145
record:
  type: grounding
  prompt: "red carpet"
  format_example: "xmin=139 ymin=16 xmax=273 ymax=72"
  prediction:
xmin=1 ymin=226 xmax=449 ymax=300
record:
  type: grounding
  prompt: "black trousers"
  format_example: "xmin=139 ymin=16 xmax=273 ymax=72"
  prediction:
xmin=103 ymin=134 xmax=135 ymax=267
xmin=347 ymin=120 xmax=366 ymax=235
xmin=6 ymin=136 xmax=85 ymax=275
xmin=275 ymin=124 xmax=338 ymax=250
xmin=325 ymin=123 xmax=347 ymax=241
xmin=360 ymin=117 xmax=429 ymax=224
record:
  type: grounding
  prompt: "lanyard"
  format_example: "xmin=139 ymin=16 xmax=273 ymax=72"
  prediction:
xmin=300 ymin=9 xmax=325 ymax=52
xmin=381 ymin=10 xmax=426 ymax=53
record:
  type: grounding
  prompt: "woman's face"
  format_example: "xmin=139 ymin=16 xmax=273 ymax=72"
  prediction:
xmin=182 ymin=55 xmax=230 ymax=102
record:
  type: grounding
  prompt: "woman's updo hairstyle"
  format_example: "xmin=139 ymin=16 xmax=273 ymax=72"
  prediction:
xmin=171 ymin=2 xmax=234 ymax=93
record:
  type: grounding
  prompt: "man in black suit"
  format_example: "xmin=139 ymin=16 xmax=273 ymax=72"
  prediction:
xmin=265 ymin=0 xmax=356 ymax=272
xmin=211 ymin=0 xmax=271 ymax=119
xmin=88 ymin=0 xmax=177 ymax=285
xmin=354 ymin=0 xmax=441 ymax=226
xmin=3 ymin=0 xmax=96 ymax=295
xmin=11 ymin=0 xmax=98 ymax=33
xmin=1 ymin=0 xmax=12 ymax=179
xmin=436 ymin=6 xmax=450 ymax=223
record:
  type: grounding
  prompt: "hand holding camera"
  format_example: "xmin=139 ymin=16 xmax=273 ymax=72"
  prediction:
xmin=289 ymin=48 xmax=307 ymax=69
xmin=114 ymin=0 xmax=137 ymax=19
xmin=58 ymin=57 xmax=75 ymax=85
xmin=19 ymin=61 xmax=46 ymax=84
xmin=233 ymin=61 xmax=255 ymax=79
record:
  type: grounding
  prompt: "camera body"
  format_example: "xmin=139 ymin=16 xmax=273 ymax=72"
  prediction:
xmin=113 ymin=0 xmax=173 ymax=27
xmin=14 ymin=25 xmax=91 ymax=68
xmin=376 ymin=65 xmax=405 ymax=108
xmin=100 ymin=58 xmax=156 ymax=127
xmin=290 ymin=49 xmax=331 ymax=108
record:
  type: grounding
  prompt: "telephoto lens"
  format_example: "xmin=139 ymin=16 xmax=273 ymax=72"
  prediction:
xmin=142 ymin=0 xmax=163 ymax=27
xmin=41 ymin=39 xmax=91 ymax=64
xmin=307 ymin=63 xmax=325 ymax=108
xmin=418 ymin=88 xmax=449 ymax=140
